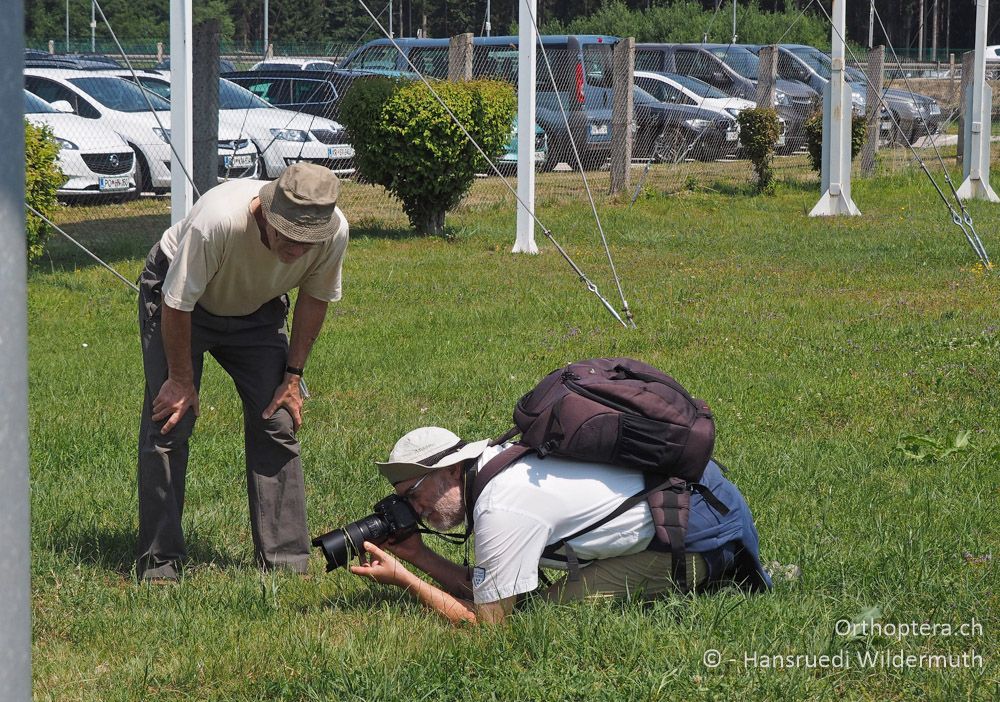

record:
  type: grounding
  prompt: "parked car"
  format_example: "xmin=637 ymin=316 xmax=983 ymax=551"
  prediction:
xmin=250 ymin=57 xmax=340 ymax=72
xmin=24 ymin=54 xmax=125 ymax=71
xmin=634 ymin=70 xmax=756 ymax=117
xmin=748 ymin=43 xmax=942 ymax=144
xmin=111 ymin=69 xmax=355 ymax=177
xmin=24 ymin=68 xmax=260 ymax=193
xmin=496 ymin=120 xmax=548 ymax=173
xmin=340 ymin=35 xmax=622 ymax=171
xmin=223 ymin=68 xmax=386 ymax=120
xmin=23 ymin=89 xmax=136 ymax=199
xmin=636 ymin=43 xmax=818 ymax=153
xmin=631 ymin=85 xmax=740 ymax=162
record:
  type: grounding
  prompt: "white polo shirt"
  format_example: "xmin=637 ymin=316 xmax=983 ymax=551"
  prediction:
xmin=471 ymin=444 xmax=655 ymax=604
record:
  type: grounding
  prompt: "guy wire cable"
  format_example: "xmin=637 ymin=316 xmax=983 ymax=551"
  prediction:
xmin=353 ymin=0 xmax=630 ymax=328
xmin=93 ymin=0 xmax=203 ymax=198
xmin=25 ymin=203 xmax=139 ymax=293
xmin=522 ymin=1 xmax=635 ymax=327
xmin=870 ymin=2 xmax=990 ymax=266
xmin=814 ymin=1 xmax=991 ymax=268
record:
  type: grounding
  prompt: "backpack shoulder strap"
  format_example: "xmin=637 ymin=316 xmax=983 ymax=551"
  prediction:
xmin=465 ymin=443 xmax=534 ymax=529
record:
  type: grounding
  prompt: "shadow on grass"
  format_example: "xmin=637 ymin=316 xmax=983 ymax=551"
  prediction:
xmin=37 ymin=212 xmax=167 ymax=273
xmin=349 ymin=218 xmax=428 ymax=241
xmin=46 ymin=518 xmax=245 ymax=577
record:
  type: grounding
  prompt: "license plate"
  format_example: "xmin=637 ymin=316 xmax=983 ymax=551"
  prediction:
xmin=327 ymin=145 xmax=354 ymax=159
xmin=224 ymin=154 xmax=253 ymax=168
xmin=777 ymin=133 xmax=786 ymax=146
xmin=99 ymin=175 xmax=131 ymax=191
xmin=589 ymin=123 xmax=609 ymax=136
xmin=535 ymin=150 xmax=546 ymax=161
xmin=726 ymin=131 xmax=738 ymax=141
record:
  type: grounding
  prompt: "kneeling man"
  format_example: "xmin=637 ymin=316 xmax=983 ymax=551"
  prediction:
xmin=351 ymin=426 xmax=771 ymax=625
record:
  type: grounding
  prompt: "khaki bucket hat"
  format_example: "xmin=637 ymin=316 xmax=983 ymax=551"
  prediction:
xmin=377 ymin=427 xmax=491 ymax=486
xmin=258 ymin=162 xmax=342 ymax=243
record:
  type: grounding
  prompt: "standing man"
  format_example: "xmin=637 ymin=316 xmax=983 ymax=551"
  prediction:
xmin=136 ymin=163 xmax=348 ymax=582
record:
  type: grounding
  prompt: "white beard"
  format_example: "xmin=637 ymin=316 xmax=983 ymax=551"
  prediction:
xmin=424 ymin=489 xmax=465 ymax=531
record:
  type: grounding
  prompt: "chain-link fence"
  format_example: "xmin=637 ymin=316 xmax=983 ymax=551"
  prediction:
xmin=22 ymin=32 xmax=1000 ymax=235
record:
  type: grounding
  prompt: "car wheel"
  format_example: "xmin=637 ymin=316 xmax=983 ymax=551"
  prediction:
xmin=130 ymin=145 xmax=151 ymax=196
xmin=540 ymin=136 xmax=567 ymax=172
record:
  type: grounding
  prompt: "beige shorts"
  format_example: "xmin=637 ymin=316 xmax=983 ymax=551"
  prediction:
xmin=541 ymin=550 xmax=709 ymax=603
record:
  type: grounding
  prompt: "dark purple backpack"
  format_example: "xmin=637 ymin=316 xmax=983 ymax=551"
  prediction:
xmin=496 ymin=357 xmax=714 ymax=480
xmin=467 ymin=358 xmax=720 ymax=592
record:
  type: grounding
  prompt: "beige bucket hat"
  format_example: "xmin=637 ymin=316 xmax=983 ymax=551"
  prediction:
xmin=377 ymin=427 xmax=491 ymax=485
xmin=258 ymin=162 xmax=342 ymax=243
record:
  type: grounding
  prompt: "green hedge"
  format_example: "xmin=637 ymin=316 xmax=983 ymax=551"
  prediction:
xmin=24 ymin=120 xmax=62 ymax=262
xmin=737 ymin=108 xmax=782 ymax=194
xmin=804 ymin=109 xmax=868 ymax=172
xmin=340 ymin=77 xmax=515 ymax=234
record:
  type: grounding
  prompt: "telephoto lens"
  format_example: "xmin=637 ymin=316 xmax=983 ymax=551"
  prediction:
xmin=312 ymin=494 xmax=420 ymax=571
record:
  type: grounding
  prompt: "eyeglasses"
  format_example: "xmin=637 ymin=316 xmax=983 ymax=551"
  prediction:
xmin=402 ymin=473 xmax=430 ymax=501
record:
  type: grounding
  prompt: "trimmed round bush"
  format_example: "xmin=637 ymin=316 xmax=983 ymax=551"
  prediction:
xmin=340 ymin=77 xmax=516 ymax=234
xmin=737 ymin=107 xmax=782 ymax=194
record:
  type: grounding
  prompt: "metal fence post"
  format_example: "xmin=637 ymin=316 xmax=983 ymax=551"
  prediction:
xmin=860 ymin=45 xmax=884 ymax=175
xmin=755 ymin=45 xmax=778 ymax=109
xmin=447 ymin=33 xmax=473 ymax=82
xmin=958 ymin=51 xmax=974 ymax=165
xmin=193 ymin=19 xmax=220 ymax=197
xmin=1 ymin=0 xmax=33 ymax=696
xmin=609 ymin=37 xmax=634 ymax=196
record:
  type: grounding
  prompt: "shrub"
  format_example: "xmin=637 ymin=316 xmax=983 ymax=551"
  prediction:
xmin=340 ymin=77 xmax=516 ymax=234
xmin=737 ymin=108 xmax=782 ymax=194
xmin=804 ymin=109 xmax=868 ymax=172
xmin=24 ymin=120 xmax=62 ymax=261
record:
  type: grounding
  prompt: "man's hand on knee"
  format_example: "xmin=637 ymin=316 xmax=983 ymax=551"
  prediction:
xmin=152 ymin=377 xmax=200 ymax=434
xmin=263 ymin=373 xmax=303 ymax=431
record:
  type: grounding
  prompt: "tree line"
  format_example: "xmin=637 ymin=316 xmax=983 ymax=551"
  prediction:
xmin=26 ymin=0 xmax=990 ymax=58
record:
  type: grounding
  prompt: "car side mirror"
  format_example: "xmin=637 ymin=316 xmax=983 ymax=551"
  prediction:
xmin=50 ymin=100 xmax=74 ymax=113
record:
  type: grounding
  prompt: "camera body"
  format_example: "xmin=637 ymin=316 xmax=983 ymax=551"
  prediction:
xmin=312 ymin=494 xmax=420 ymax=571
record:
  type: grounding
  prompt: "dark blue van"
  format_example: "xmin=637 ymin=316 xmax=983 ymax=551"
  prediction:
xmin=340 ymin=35 xmax=618 ymax=170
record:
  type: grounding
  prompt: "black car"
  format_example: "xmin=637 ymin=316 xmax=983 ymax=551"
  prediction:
xmin=156 ymin=56 xmax=237 ymax=74
xmin=222 ymin=68 xmax=381 ymax=120
xmin=636 ymin=43 xmax=818 ymax=153
xmin=632 ymin=85 xmax=739 ymax=162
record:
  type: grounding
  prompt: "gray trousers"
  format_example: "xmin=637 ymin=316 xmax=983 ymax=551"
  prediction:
xmin=136 ymin=244 xmax=310 ymax=580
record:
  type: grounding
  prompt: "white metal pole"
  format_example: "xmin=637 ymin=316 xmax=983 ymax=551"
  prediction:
xmin=514 ymin=0 xmax=538 ymax=253
xmin=810 ymin=0 xmax=860 ymax=216
xmin=264 ymin=0 xmax=269 ymax=55
xmin=170 ymin=0 xmax=194 ymax=222
xmin=389 ymin=0 xmax=393 ymax=38
xmin=956 ymin=0 xmax=999 ymax=201
xmin=732 ymin=0 xmax=737 ymax=43
xmin=1 ymin=0 xmax=32 ymax=695
xmin=485 ymin=0 xmax=492 ymax=36
xmin=66 ymin=0 xmax=69 ymax=51
xmin=91 ymin=1 xmax=96 ymax=52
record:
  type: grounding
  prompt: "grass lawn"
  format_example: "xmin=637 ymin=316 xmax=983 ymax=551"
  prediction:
xmin=28 ymin=157 xmax=998 ymax=700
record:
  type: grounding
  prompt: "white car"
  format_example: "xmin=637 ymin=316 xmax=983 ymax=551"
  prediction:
xmin=113 ymin=70 xmax=355 ymax=178
xmin=24 ymin=68 xmax=260 ymax=193
xmin=634 ymin=70 xmax=756 ymax=118
xmin=251 ymin=58 xmax=340 ymax=72
xmin=23 ymin=89 xmax=136 ymax=199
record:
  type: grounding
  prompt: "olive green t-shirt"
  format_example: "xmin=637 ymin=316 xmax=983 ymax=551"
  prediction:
xmin=159 ymin=179 xmax=348 ymax=316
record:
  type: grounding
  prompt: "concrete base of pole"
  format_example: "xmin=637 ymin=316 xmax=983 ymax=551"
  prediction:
xmin=957 ymin=82 xmax=999 ymax=202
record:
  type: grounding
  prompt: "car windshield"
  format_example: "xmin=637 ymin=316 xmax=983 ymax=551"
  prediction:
xmin=24 ymin=90 xmax=58 ymax=113
xmin=668 ymin=73 xmax=730 ymax=99
xmin=788 ymin=48 xmax=866 ymax=82
xmin=219 ymin=79 xmax=271 ymax=109
xmin=130 ymin=77 xmax=271 ymax=109
xmin=709 ymin=47 xmax=759 ymax=79
xmin=68 ymin=76 xmax=170 ymax=112
xmin=633 ymin=85 xmax=660 ymax=105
